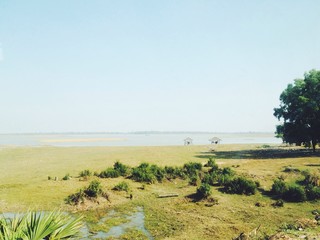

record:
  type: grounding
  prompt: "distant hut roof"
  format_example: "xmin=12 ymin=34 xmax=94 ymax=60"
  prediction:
xmin=209 ymin=137 xmax=221 ymax=141
xmin=184 ymin=137 xmax=193 ymax=145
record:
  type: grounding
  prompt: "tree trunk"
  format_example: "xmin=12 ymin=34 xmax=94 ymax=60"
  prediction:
xmin=312 ymin=140 xmax=316 ymax=152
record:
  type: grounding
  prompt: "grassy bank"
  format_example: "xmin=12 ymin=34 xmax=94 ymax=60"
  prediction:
xmin=0 ymin=144 xmax=319 ymax=239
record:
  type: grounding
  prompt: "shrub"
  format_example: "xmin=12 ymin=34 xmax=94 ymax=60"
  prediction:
xmin=282 ymin=184 xmax=307 ymax=202
xmin=215 ymin=168 xmax=235 ymax=186
xmin=99 ymin=168 xmax=120 ymax=178
xmin=183 ymin=162 xmax=202 ymax=177
xmin=302 ymin=170 xmax=320 ymax=187
xmin=221 ymin=167 xmax=235 ymax=176
xmin=224 ymin=177 xmax=257 ymax=195
xmin=79 ymin=169 xmax=92 ymax=177
xmin=164 ymin=166 xmax=186 ymax=179
xmin=189 ymin=174 xmax=200 ymax=186
xmin=202 ymin=173 xmax=216 ymax=186
xmin=197 ymin=183 xmax=212 ymax=199
xmin=150 ymin=164 xmax=165 ymax=182
xmin=204 ymin=158 xmax=219 ymax=171
xmin=131 ymin=163 xmax=157 ymax=183
xmin=217 ymin=173 xmax=233 ymax=186
xmin=113 ymin=161 xmax=130 ymax=176
xmin=65 ymin=189 xmax=86 ymax=205
xmin=113 ymin=181 xmax=129 ymax=192
xmin=65 ymin=180 xmax=106 ymax=205
xmin=272 ymin=199 xmax=284 ymax=208
xmin=84 ymin=180 xmax=103 ymax=198
xmin=305 ymin=185 xmax=320 ymax=200
xmin=271 ymin=179 xmax=288 ymax=196
xmin=62 ymin=173 xmax=71 ymax=180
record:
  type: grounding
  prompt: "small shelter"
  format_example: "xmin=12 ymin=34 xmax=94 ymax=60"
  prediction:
xmin=209 ymin=137 xmax=221 ymax=144
xmin=184 ymin=137 xmax=193 ymax=145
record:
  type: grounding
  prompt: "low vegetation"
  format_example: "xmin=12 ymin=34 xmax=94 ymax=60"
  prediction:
xmin=1 ymin=144 xmax=319 ymax=239
xmin=65 ymin=180 xmax=109 ymax=205
xmin=271 ymin=170 xmax=320 ymax=202
xmin=112 ymin=181 xmax=130 ymax=192
xmin=0 ymin=211 xmax=83 ymax=239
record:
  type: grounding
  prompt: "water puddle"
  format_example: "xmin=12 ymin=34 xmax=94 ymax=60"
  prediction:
xmin=86 ymin=206 xmax=153 ymax=239
xmin=1 ymin=207 xmax=153 ymax=240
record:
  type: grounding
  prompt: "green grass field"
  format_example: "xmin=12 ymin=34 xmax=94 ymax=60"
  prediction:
xmin=0 ymin=144 xmax=319 ymax=239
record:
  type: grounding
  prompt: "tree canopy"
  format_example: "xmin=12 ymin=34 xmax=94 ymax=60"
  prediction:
xmin=274 ymin=69 xmax=320 ymax=152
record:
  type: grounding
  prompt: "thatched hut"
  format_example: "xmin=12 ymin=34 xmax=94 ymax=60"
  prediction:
xmin=184 ymin=137 xmax=193 ymax=145
xmin=209 ymin=137 xmax=221 ymax=144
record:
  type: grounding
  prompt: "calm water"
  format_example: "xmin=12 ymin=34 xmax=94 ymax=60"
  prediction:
xmin=0 ymin=133 xmax=281 ymax=147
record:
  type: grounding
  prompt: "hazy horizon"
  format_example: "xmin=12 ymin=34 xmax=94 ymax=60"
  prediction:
xmin=1 ymin=1 xmax=319 ymax=133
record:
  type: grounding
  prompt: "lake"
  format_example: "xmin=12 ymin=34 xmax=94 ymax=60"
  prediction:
xmin=0 ymin=132 xmax=282 ymax=147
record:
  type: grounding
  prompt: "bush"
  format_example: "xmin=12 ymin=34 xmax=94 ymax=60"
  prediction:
xmin=99 ymin=168 xmax=120 ymax=178
xmin=271 ymin=199 xmax=284 ymax=208
xmin=164 ymin=166 xmax=186 ymax=179
xmin=189 ymin=174 xmax=200 ymax=186
xmin=224 ymin=177 xmax=257 ymax=195
xmin=197 ymin=183 xmax=212 ymax=199
xmin=305 ymin=185 xmax=320 ymax=200
xmin=204 ymin=158 xmax=219 ymax=171
xmin=131 ymin=163 xmax=157 ymax=183
xmin=217 ymin=173 xmax=233 ymax=186
xmin=150 ymin=164 xmax=165 ymax=182
xmin=113 ymin=181 xmax=129 ymax=192
xmin=84 ymin=180 xmax=103 ymax=198
xmin=65 ymin=189 xmax=86 ymax=205
xmin=221 ymin=167 xmax=235 ymax=176
xmin=183 ymin=162 xmax=202 ymax=178
xmin=79 ymin=169 xmax=92 ymax=177
xmin=282 ymin=184 xmax=307 ymax=202
xmin=62 ymin=173 xmax=71 ymax=180
xmin=271 ymin=179 xmax=288 ymax=196
xmin=302 ymin=170 xmax=320 ymax=187
xmin=202 ymin=173 xmax=216 ymax=186
xmin=113 ymin=161 xmax=130 ymax=176
xmin=65 ymin=180 xmax=106 ymax=205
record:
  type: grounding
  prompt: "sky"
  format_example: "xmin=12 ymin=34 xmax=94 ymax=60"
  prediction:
xmin=0 ymin=1 xmax=319 ymax=133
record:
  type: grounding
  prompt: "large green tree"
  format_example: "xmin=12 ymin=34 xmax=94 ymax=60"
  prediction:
xmin=274 ymin=69 xmax=320 ymax=152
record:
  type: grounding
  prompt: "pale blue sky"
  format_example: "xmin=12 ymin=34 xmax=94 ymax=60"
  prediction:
xmin=0 ymin=1 xmax=319 ymax=133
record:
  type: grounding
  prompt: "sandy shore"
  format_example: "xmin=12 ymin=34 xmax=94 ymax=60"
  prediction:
xmin=41 ymin=138 xmax=127 ymax=143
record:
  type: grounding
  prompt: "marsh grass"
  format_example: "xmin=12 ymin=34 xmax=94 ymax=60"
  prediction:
xmin=0 ymin=144 xmax=319 ymax=239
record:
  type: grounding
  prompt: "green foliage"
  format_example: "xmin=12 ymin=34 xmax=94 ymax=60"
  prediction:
xmin=79 ymin=169 xmax=92 ymax=177
xmin=84 ymin=180 xmax=103 ymax=198
xmin=62 ymin=173 xmax=71 ymax=180
xmin=164 ymin=166 xmax=186 ymax=179
xmin=272 ymin=199 xmax=284 ymax=208
xmin=274 ymin=69 xmax=320 ymax=151
xmin=224 ymin=177 xmax=257 ymax=195
xmin=204 ymin=157 xmax=219 ymax=171
xmin=305 ymin=184 xmax=320 ymax=200
xmin=150 ymin=164 xmax=165 ymax=182
xmin=99 ymin=168 xmax=120 ymax=178
xmin=301 ymin=170 xmax=320 ymax=187
xmin=113 ymin=181 xmax=129 ymax=192
xmin=113 ymin=161 xmax=130 ymax=176
xmin=131 ymin=163 xmax=157 ymax=183
xmin=201 ymin=173 xmax=216 ymax=186
xmin=188 ymin=174 xmax=200 ymax=186
xmin=271 ymin=179 xmax=288 ymax=196
xmin=282 ymin=184 xmax=307 ymax=202
xmin=65 ymin=189 xmax=86 ymax=205
xmin=0 ymin=211 xmax=83 ymax=239
xmin=183 ymin=162 xmax=202 ymax=178
xmin=197 ymin=183 xmax=212 ymax=199
xmin=66 ymin=180 xmax=106 ymax=205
